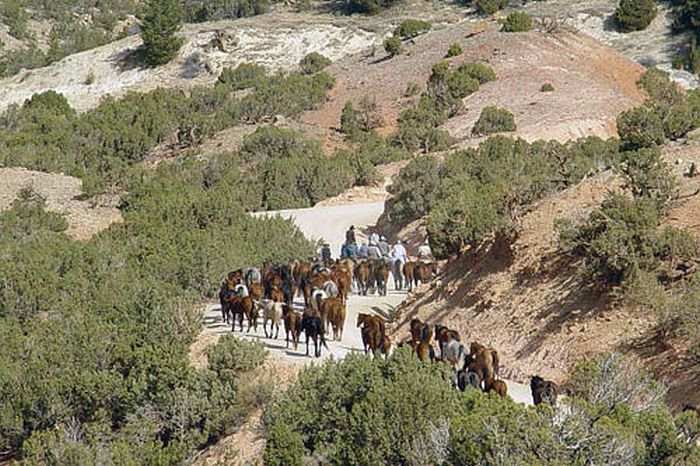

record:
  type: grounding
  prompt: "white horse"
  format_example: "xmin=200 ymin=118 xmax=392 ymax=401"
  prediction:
xmin=257 ymin=299 xmax=284 ymax=339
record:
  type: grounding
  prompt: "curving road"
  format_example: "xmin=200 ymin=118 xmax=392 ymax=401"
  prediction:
xmin=201 ymin=201 xmax=533 ymax=404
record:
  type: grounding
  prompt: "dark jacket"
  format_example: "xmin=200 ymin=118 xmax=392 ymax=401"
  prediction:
xmin=345 ymin=228 xmax=356 ymax=245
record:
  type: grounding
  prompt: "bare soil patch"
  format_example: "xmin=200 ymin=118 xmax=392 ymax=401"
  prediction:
xmin=303 ymin=23 xmax=645 ymax=151
xmin=0 ymin=167 xmax=122 ymax=240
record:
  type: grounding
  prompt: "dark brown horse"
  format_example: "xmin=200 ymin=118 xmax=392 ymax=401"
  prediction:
xmin=468 ymin=342 xmax=500 ymax=390
xmin=283 ymin=306 xmax=303 ymax=350
xmin=434 ymin=324 xmax=461 ymax=359
xmin=301 ymin=309 xmax=328 ymax=358
xmin=375 ymin=261 xmax=389 ymax=296
xmin=357 ymin=313 xmax=386 ymax=354
xmin=530 ymin=376 xmax=558 ymax=406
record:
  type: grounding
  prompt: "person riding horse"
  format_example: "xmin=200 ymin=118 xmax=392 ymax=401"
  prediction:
xmin=321 ymin=242 xmax=332 ymax=266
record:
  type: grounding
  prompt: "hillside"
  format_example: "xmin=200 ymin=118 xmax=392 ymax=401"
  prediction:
xmin=303 ymin=23 xmax=645 ymax=151
xmin=3 ymin=1 xmax=700 ymax=464
xmin=390 ymin=144 xmax=700 ymax=409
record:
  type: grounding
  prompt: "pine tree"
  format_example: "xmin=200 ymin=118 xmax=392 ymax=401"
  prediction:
xmin=139 ymin=0 xmax=183 ymax=66
xmin=615 ymin=0 xmax=657 ymax=33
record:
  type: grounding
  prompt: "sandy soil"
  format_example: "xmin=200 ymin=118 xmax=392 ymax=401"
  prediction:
xmin=302 ymin=22 xmax=645 ymax=152
xmin=0 ymin=167 xmax=122 ymax=240
xmin=523 ymin=0 xmax=700 ymax=88
xmin=0 ymin=11 xmax=384 ymax=114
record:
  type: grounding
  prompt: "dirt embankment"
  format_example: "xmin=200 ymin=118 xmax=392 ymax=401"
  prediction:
xmin=391 ymin=145 xmax=700 ymax=409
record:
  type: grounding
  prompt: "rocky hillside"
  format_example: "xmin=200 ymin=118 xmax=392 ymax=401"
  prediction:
xmin=390 ymin=142 xmax=700 ymax=410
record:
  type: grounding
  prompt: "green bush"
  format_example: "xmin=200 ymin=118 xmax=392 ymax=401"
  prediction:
xmin=346 ymin=0 xmax=398 ymax=14
xmin=393 ymin=19 xmax=431 ymax=39
xmin=384 ymin=35 xmax=403 ymax=57
xmin=615 ymin=0 xmax=657 ymax=33
xmin=138 ymin=0 xmax=184 ymax=66
xmin=207 ymin=335 xmax=267 ymax=382
xmin=263 ymin=349 xmax=697 ymax=465
xmin=541 ymin=82 xmax=555 ymax=92
xmin=386 ymin=156 xmax=441 ymax=223
xmin=340 ymin=101 xmax=361 ymax=138
xmin=616 ymin=106 xmax=665 ymax=151
xmin=217 ymin=63 xmax=267 ymax=90
xmin=299 ymin=52 xmax=331 ymax=74
xmin=341 ymin=97 xmax=383 ymax=140
xmin=616 ymin=147 xmax=675 ymax=205
xmin=560 ymin=194 xmax=692 ymax=286
xmin=637 ymin=68 xmax=699 ymax=140
xmin=472 ymin=106 xmax=516 ymax=136
xmin=474 ymin=0 xmax=508 ymax=15
xmin=0 ymin=171 xmax=313 ymax=460
xmin=456 ymin=62 xmax=497 ymax=84
xmin=446 ymin=42 xmax=463 ymax=57
xmin=0 ymin=0 xmax=28 ymax=39
xmin=0 ymin=69 xmax=334 ymax=196
xmin=392 ymin=95 xmax=453 ymax=153
xmin=501 ymin=11 xmax=533 ymax=32
xmin=387 ymin=135 xmax=618 ymax=255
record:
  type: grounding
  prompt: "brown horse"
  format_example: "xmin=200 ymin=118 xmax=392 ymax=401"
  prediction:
xmin=415 ymin=262 xmax=437 ymax=287
xmin=322 ymin=297 xmax=346 ymax=341
xmin=487 ymin=379 xmax=508 ymax=398
xmin=283 ymin=306 xmax=303 ymax=350
xmin=375 ymin=261 xmax=389 ymax=296
xmin=270 ymin=286 xmax=285 ymax=303
xmin=357 ymin=313 xmax=386 ymax=354
xmin=411 ymin=319 xmax=435 ymax=361
xmin=229 ymin=295 xmax=256 ymax=332
xmin=409 ymin=318 xmax=431 ymax=345
xmin=249 ymin=283 xmax=264 ymax=301
xmin=468 ymin=342 xmax=500 ymax=390
xmin=295 ymin=261 xmax=312 ymax=299
xmin=354 ymin=261 xmax=370 ymax=296
xmin=404 ymin=262 xmax=417 ymax=291
xmin=331 ymin=269 xmax=352 ymax=303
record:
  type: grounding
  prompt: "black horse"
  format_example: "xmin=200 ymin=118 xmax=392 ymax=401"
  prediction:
xmin=301 ymin=312 xmax=328 ymax=357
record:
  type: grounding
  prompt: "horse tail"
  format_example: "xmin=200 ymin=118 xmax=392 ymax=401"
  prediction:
xmin=492 ymin=350 xmax=500 ymax=378
xmin=315 ymin=292 xmax=323 ymax=312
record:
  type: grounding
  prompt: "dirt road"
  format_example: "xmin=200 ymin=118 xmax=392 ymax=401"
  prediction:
xmin=201 ymin=201 xmax=533 ymax=405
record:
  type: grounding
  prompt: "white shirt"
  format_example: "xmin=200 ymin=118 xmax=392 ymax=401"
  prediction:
xmin=392 ymin=244 xmax=407 ymax=261
xmin=418 ymin=244 xmax=432 ymax=259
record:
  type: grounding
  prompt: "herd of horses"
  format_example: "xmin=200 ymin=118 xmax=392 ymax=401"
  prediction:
xmin=395 ymin=318 xmax=558 ymax=405
xmin=217 ymin=257 xmax=559 ymax=406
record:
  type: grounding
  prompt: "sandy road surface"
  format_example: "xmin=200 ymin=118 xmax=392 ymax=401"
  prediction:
xmin=203 ymin=202 xmax=533 ymax=404
xmin=251 ymin=201 xmax=385 ymax=258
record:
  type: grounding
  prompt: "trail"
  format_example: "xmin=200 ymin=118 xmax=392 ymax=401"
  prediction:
xmin=198 ymin=201 xmax=534 ymax=404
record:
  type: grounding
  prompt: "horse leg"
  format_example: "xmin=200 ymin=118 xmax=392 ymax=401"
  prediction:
xmin=286 ymin=330 xmax=289 ymax=348
xmin=305 ymin=332 xmax=310 ymax=356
